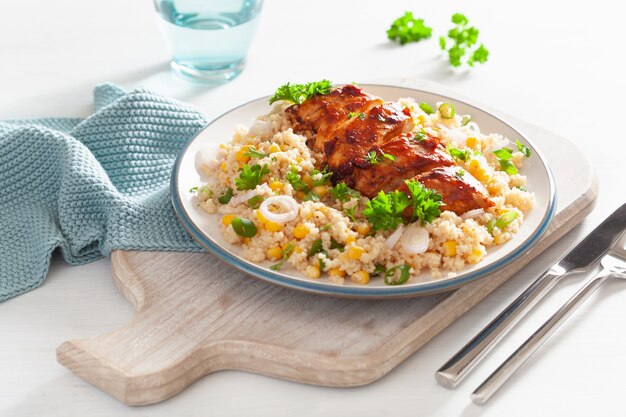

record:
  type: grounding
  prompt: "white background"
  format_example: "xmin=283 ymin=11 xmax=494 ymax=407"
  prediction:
xmin=1 ymin=0 xmax=624 ymax=416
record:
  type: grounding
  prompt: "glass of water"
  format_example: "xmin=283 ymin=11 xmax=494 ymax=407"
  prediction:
xmin=154 ymin=0 xmax=263 ymax=84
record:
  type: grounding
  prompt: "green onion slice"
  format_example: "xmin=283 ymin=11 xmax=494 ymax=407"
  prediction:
xmin=384 ymin=264 xmax=411 ymax=285
xmin=439 ymin=102 xmax=456 ymax=119
xmin=231 ymin=217 xmax=257 ymax=237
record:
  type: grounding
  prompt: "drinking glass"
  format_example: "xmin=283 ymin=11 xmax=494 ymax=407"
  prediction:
xmin=154 ymin=0 xmax=263 ymax=84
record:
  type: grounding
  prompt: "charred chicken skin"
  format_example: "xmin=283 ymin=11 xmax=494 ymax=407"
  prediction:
xmin=285 ymin=84 xmax=494 ymax=215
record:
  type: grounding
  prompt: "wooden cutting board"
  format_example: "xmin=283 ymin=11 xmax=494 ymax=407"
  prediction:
xmin=56 ymin=82 xmax=597 ymax=406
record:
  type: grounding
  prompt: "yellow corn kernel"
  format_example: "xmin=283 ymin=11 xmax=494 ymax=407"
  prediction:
xmin=346 ymin=235 xmax=357 ymax=245
xmin=356 ymin=223 xmax=370 ymax=236
xmin=242 ymin=237 xmax=251 ymax=244
xmin=302 ymin=174 xmax=314 ymax=188
xmin=220 ymin=162 xmax=227 ymax=173
xmin=465 ymin=136 xmax=477 ymax=148
xmin=235 ymin=145 xmax=254 ymax=163
xmin=268 ymin=144 xmax=281 ymax=154
xmin=265 ymin=221 xmax=284 ymax=232
xmin=347 ymin=245 xmax=365 ymax=260
xmin=443 ymin=240 xmax=457 ymax=257
xmin=255 ymin=210 xmax=267 ymax=224
xmin=328 ymin=268 xmax=346 ymax=278
xmin=268 ymin=181 xmax=284 ymax=192
xmin=219 ymin=144 xmax=227 ymax=149
xmin=306 ymin=265 xmax=321 ymax=279
xmin=293 ymin=245 xmax=303 ymax=253
xmin=494 ymin=233 xmax=506 ymax=245
xmin=295 ymin=156 xmax=304 ymax=163
xmin=351 ymin=270 xmax=370 ymax=285
xmin=468 ymin=159 xmax=490 ymax=182
xmin=221 ymin=214 xmax=236 ymax=226
xmin=417 ymin=115 xmax=425 ymax=124
xmin=296 ymin=191 xmax=307 ymax=200
xmin=312 ymin=185 xmax=328 ymax=197
xmin=266 ymin=246 xmax=283 ymax=261
xmin=293 ymin=224 xmax=309 ymax=239
xmin=467 ymin=247 xmax=485 ymax=264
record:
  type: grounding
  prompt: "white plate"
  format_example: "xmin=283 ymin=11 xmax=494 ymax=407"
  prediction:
xmin=171 ymin=84 xmax=556 ymax=298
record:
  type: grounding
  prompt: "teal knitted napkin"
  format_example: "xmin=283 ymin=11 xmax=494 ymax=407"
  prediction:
xmin=0 ymin=84 xmax=207 ymax=301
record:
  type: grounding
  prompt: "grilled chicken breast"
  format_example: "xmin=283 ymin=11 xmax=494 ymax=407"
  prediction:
xmin=285 ymin=84 xmax=494 ymax=215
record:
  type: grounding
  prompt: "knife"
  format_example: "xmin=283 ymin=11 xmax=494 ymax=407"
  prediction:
xmin=436 ymin=202 xmax=626 ymax=388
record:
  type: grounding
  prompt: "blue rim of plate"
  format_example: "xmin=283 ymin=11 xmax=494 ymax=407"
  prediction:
xmin=171 ymin=84 xmax=557 ymax=298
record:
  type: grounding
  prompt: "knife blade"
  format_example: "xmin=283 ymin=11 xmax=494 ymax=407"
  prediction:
xmin=436 ymin=202 xmax=626 ymax=389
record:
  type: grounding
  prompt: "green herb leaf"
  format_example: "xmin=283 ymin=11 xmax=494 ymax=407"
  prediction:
xmin=231 ymin=217 xmax=258 ymax=238
xmin=384 ymin=264 xmax=411 ymax=285
xmin=373 ymin=264 xmax=387 ymax=276
xmin=461 ymin=115 xmax=472 ymax=126
xmin=363 ymin=190 xmax=411 ymax=231
xmin=404 ymin=179 xmax=443 ymax=224
xmin=270 ymin=243 xmax=296 ymax=271
xmin=329 ymin=183 xmax=360 ymax=202
xmin=499 ymin=159 xmax=518 ymax=175
xmin=286 ymin=165 xmax=309 ymax=192
xmin=456 ymin=169 xmax=466 ymax=179
xmin=486 ymin=218 xmax=496 ymax=234
xmin=189 ymin=186 xmax=199 ymax=193
xmin=448 ymin=147 xmax=470 ymax=161
xmin=330 ymin=238 xmax=345 ymax=252
xmin=235 ymin=164 xmax=270 ymax=190
xmin=386 ymin=11 xmax=433 ymax=45
xmin=311 ymin=167 xmax=332 ymax=186
xmin=308 ymin=239 xmax=324 ymax=257
xmin=365 ymin=150 xmax=380 ymax=165
xmin=516 ymin=185 xmax=528 ymax=192
xmin=247 ymin=195 xmax=264 ymax=209
xmin=218 ymin=187 xmax=233 ymax=204
xmin=413 ymin=128 xmax=427 ymax=141
xmin=318 ymin=257 xmax=326 ymax=271
xmin=358 ymin=113 xmax=367 ymax=121
xmin=382 ymin=152 xmax=396 ymax=161
xmin=269 ymin=80 xmax=333 ymax=105
xmin=344 ymin=206 xmax=357 ymax=221
xmin=244 ymin=146 xmax=268 ymax=159
xmin=516 ymin=139 xmax=531 ymax=157
xmin=441 ymin=13 xmax=489 ymax=68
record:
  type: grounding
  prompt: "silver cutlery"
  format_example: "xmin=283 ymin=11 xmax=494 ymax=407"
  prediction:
xmin=471 ymin=235 xmax=626 ymax=404
xmin=436 ymin=203 xmax=626 ymax=388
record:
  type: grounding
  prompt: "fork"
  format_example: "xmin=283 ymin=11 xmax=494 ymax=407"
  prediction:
xmin=471 ymin=236 xmax=626 ymax=405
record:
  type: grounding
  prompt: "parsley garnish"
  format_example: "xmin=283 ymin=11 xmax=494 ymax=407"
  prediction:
xmin=348 ymin=112 xmax=366 ymax=120
xmin=189 ymin=186 xmax=198 ymax=193
xmin=218 ymin=188 xmax=233 ymax=204
xmin=516 ymin=140 xmax=531 ymax=157
xmin=363 ymin=190 xmax=412 ymax=231
xmin=308 ymin=239 xmax=324 ymax=257
xmin=414 ymin=128 xmax=427 ymax=141
xmin=439 ymin=13 xmax=489 ymax=68
xmin=244 ymin=146 xmax=268 ymax=159
xmin=344 ymin=207 xmax=357 ymax=221
xmin=448 ymin=147 xmax=470 ymax=162
xmin=270 ymin=243 xmax=296 ymax=271
xmin=456 ymin=169 xmax=466 ymax=179
xmin=269 ymin=80 xmax=333 ymax=105
xmin=286 ymin=166 xmax=309 ymax=192
xmin=330 ymin=238 xmax=345 ymax=252
xmin=235 ymin=164 xmax=270 ymax=190
xmin=365 ymin=150 xmax=395 ymax=165
xmin=387 ymin=11 xmax=433 ymax=45
xmin=404 ymin=179 xmax=443 ymax=225
xmin=311 ymin=167 xmax=332 ymax=186
xmin=492 ymin=148 xmax=518 ymax=175
xmin=329 ymin=183 xmax=360 ymax=202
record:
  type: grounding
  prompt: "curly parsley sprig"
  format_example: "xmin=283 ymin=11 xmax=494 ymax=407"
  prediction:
xmin=269 ymin=80 xmax=333 ymax=105
xmin=439 ymin=13 xmax=489 ymax=68
xmin=387 ymin=12 xmax=433 ymax=45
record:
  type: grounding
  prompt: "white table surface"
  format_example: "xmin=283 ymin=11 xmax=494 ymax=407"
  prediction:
xmin=1 ymin=0 xmax=624 ymax=415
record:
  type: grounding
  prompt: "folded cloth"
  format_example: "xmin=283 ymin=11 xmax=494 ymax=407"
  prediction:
xmin=0 ymin=84 xmax=207 ymax=301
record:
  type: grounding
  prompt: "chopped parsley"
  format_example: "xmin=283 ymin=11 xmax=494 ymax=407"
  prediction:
xmin=244 ymin=146 xmax=268 ymax=159
xmin=365 ymin=150 xmax=395 ymax=165
xmin=235 ymin=164 xmax=270 ymax=190
xmin=348 ymin=112 xmax=366 ymax=120
xmin=344 ymin=207 xmax=357 ymax=221
xmin=439 ymin=13 xmax=489 ymax=68
xmin=516 ymin=139 xmax=531 ymax=157
xmin=217 ymin=187 xmax=233 ymax=204
xmin=387 ymin=11 xmax=433 ymax=45
xmin=269 ymin=80 xmax=333 ymax=105
xmin=286 ymin=165 xmax=309 ymax=192
xmin=270 ymin=243 xmax=296 ymax=271
xmin=413 ymin=128 xmax=427 ymax=141
xmin=311 ymin=167 xmax=332 ymax=186
xmin=456 ymin=169 xmax=466 ymax=179
xmin=448 ymin=147 xmax=470 ymax=162
xmin=330 ymin=238 xmax=345 ymax=252
xmin=308 ymin=239 xmax=324 ymax=257
xmin=189 ymin=186 xmax=198 ymax=193
xmin=329 ymin=183 xmax=360 ymax=202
